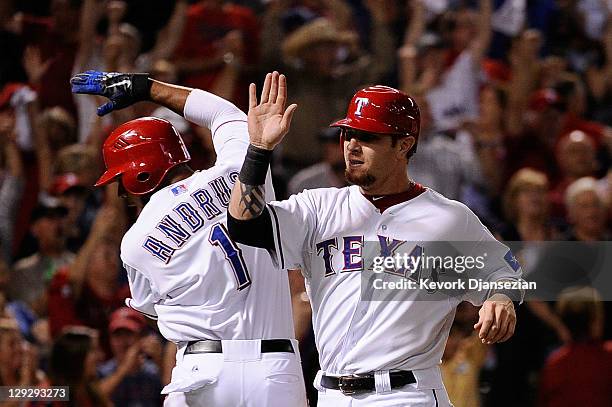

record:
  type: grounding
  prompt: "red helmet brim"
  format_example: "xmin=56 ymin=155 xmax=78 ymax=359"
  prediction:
xmin=330 ymin=117 xmax=412 ymax=135
xmin=330 ymin=118 xmax=351 ymax=128
xmin=94 ymin=168 xmax=121 ymax=187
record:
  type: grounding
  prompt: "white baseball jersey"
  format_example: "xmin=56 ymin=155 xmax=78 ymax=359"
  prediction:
xmin=267 ymin=186 xmax=522 ymax=375
xmin=121 ymin=90 xmax=294 ymax=344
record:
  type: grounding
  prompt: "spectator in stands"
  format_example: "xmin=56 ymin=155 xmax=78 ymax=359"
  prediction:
xmin=585 ymin=20 xmax=612 ymax=126
xmin=133 ymin=1 xmax=189 ymax=74
xmin=0 ymin=109 xmax=24 ymax=263
xmin=51 ymin=145 xmax=103 ymax=253
xmin=401 ymin=0 xmax=492 ymax=133
xmin=550 ymin=130 xmax=598 ymax=219
xmin=54 ymin=144 xmax=100 ymax=189
xmin=51 ymin=172 xmax=101 ymax=253
xmin=173 ymin=0 xmax=259 ymax=110
xmin=511 ymin=171 xmax=609 ymax=346
xmin=260 ymin=0 xmax=354 ymax=66
xmin=38 ymin=106 xmax=76 ymax=151
xmin=0 ymin=77 xmax=38 ymax=154
xmin=537 ymin=287 xmax=612 ymax=407
xmin=0 ymin=84 xmax=58 ymax=265
xmin=3 ymin=258 xmax=45 ymax=346
xmin=273 ymin=1 xmax=394 ymax=177
xmin=505 ymin=53 xmax=611 ymax=180
xmin=502 ymin=168 xmax=559 ymax=241
xmin=564 ymin=177 xmax=609 ymax=241
xmin=554 ymin=79 xmax=612 ymax=150
xmin=43 ymin=327 xmax=111 ymax=407
xmin=73 ymin=0 xmax=188 ymax=139
xmin=8 ymin=202 xmax=73 ymax=317
xmin=34 ymin=107 xmax=78 ymax=194
xmin=441 ymin=318 xmax=487 ymax=407
xmin=528 ymin=177 xmax=611 ymax=346
xmin=0 ymin=317 xmax=41 ymax=389
xmin=73 ymin=0 xmax=132 ymax=139
xmin=505 ymin=87 xmax=565 ymax=180
xmin=15 ymin=0 xmax=80 ymax=117
xmin=47 ymin=205 xmax=128 ymax=357
xmin=407 ymin=95 xmax=486 ymax=201
xmin=287 ymin=127 xmax=346 ymax=195
xmin=98 ymin=307 xmax=163 ymax=407
xmin=499 ymin=168 xmax=571 ymax=398
xmin=544 ymin=1 xmax=593 ymax=71
xmin=400 ymin=5 xmax=503 ymax=223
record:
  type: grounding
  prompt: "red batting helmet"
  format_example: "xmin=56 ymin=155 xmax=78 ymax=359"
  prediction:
xmin=330 ymin=85 xmax=420 ymax=138
xmin=95 ymin=117 xmax=190 ymax=195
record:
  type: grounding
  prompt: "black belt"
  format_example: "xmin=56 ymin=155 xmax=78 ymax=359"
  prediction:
xmin=185 ymin=339 xmax=294 ymax=355
xmin=321 ymin=371 xmax=416 ymax=395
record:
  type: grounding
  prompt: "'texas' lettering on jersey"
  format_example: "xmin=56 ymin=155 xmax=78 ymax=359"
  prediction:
xmin=142 ymin=172 xmax=239 ymax=263
xmin=316 ymin=235 xmax=433 ymax=280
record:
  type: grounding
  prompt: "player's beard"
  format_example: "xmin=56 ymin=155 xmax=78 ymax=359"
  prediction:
xmin=345 ymin=167 xmax=376 ymax=188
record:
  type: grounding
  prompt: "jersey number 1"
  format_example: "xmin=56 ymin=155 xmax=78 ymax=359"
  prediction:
xmin=209 ymin=223 xmax=251 ymax=290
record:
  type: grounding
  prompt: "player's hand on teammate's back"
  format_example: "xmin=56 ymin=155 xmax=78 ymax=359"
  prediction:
xmin=247 ymin=71 xmax=298 ymax=150
xmin=70 ymin=70 xmax=151 ymax=116
xmin=474 ymin=293 xmax=516 ymax=344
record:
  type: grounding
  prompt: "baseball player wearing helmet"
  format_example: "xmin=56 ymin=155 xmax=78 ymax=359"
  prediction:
xmin=227 ymin=74 xmax=524 ymax=406
xmin=70 ymin=71 xmax=307 ymax=406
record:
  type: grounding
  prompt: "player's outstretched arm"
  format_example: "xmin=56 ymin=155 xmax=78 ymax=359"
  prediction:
xmin=70 ymin=70 xmax=193 ymax=116
xmin=228 ymin=71 xmax=297 ymax=221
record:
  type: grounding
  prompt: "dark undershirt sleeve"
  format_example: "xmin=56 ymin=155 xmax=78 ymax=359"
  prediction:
xmin=227 ymin=207 xmax=274 ymax=250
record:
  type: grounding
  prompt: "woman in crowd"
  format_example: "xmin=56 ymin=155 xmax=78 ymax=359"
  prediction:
xmin=31 ymin=327 xmax=111 ymax=407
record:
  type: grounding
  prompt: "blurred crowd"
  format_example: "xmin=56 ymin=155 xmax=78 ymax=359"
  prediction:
xmin=0 ymin=0 xmax=611 ymax=406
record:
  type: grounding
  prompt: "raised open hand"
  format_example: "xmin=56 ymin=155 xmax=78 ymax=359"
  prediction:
xmin=23 ymin=46 xmax=52 ymax=86
xmin=247 ymin=71 xmax=297 ymax=150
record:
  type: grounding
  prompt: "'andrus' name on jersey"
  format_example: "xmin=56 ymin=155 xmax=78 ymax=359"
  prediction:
xmin=142 ymin=172 xmax=238 ymax=263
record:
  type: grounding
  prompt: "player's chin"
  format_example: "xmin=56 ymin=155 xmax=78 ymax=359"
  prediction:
xmin=345 ymin=168 xmax=376 ymax=187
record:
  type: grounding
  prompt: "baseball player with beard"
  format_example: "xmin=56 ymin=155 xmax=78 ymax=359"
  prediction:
xmin=70 ymin=71 xmax=307 ymax=406
xmin=227 ymin=77 xmax=524 ymax=406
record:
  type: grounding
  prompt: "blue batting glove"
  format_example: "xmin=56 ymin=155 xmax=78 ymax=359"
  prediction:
xmin=70 ymin=70 xmax=151 ymax=116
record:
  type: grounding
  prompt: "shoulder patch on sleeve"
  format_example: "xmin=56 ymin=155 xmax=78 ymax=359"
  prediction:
xmin=503 ymin=249 xmax=521 ymax=272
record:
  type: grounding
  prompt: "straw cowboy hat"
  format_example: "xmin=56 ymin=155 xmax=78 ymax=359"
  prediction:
xmin=282 ymin=18 xmax=355 ymax=61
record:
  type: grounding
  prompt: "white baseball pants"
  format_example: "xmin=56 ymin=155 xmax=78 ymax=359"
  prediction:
xmin=162 ymin=339 xmax=307 ymax=407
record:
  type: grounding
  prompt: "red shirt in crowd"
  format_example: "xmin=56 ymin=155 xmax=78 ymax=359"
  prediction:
xmin=47 ymin=268 xmax=130 ymax=358
xmin=537 ymin=340 xmax=612 ymax=407
xmin=504 ymin=131 xmax=559 ymax=183
xmin=20 ymin=15 xmax=77 ymax=117
xmin=503 ymin=110 xmax=608 ymax=186
xmin=173 ymin=2 xmax=259 ymax=109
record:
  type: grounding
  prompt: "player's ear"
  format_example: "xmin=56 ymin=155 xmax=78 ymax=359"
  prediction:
xmin=396 ymin=136 xmax=415 ymax=160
